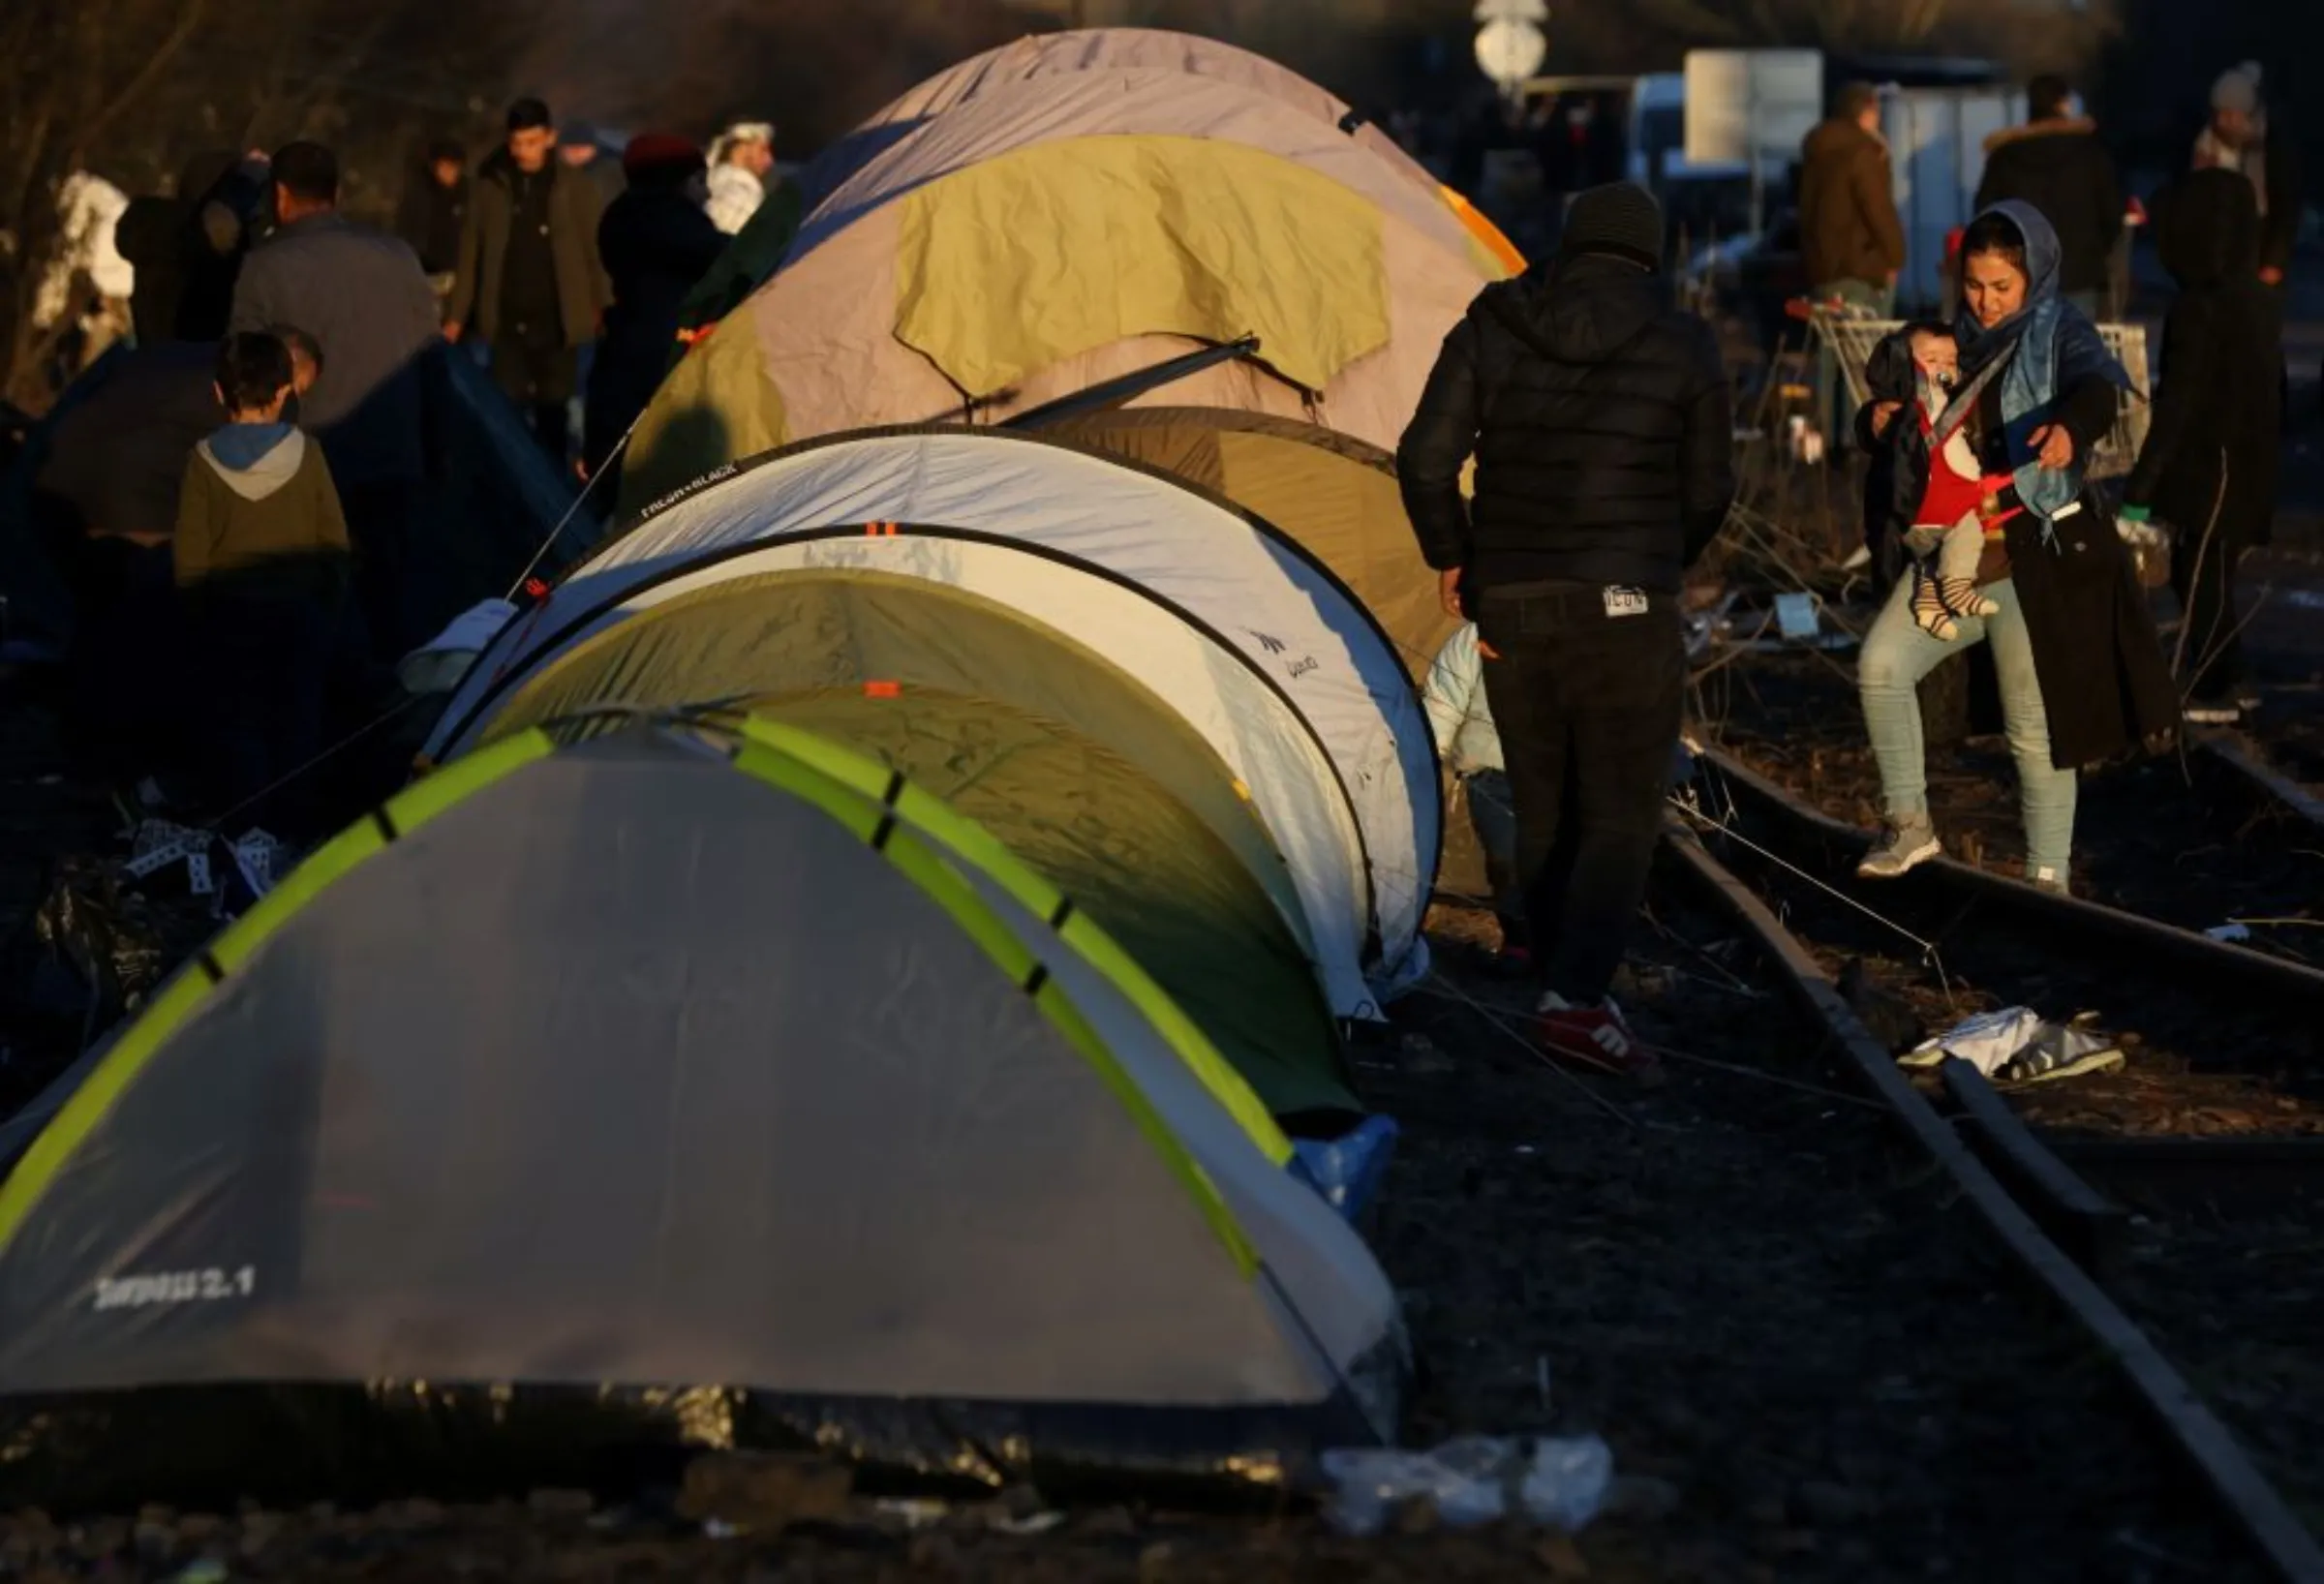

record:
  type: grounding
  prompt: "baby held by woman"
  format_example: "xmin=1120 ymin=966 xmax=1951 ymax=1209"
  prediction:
xmin=1868 ymin=322 xmax=2017 ymax=640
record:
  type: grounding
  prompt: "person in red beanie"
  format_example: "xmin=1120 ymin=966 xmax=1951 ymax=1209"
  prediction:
xmin=584 ymin=135 xmax=726 ymax=490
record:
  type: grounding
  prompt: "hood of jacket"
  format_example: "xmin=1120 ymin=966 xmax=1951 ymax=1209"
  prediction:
xmin=1805 ymin=116 xmax=1884 ymax=166
xmin=1983 ymin=115 xmax=2097 ymax=154
xmin=1479 ymin=253 xmax=1667 ymax=366
xmin=1957 ymin=199 xmax=2128 ymax=520
xmin=198 ymin=423 xmax=306 ymax=502
xmin=2156 ymin=167 xmax=2259 ymax=286
xmin=1864 ymin=327 xmax=1922 ymax=405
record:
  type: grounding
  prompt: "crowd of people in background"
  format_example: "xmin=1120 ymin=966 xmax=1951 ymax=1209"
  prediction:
xmin=21 ymin=100 xmax=782 ymax=835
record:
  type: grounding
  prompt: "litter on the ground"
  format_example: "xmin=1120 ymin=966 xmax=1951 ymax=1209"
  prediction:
xmin=990 ymin=1509 xmax=1068 ymax=1536
xmin=1290 ymin=1113 xmax=1401 ymax=1223
xmin=1773 ymin=591 xmax=1820 ymax=641
xmin=2205 ymin=922 xmax=2254 ymax=943
xmin=1899 ymin=1007 xmax=2125 ymax=1085
xmin=871 ymin=1499 xmax=949 ymax=1531
xmin=1321 ymin=1434 xmax=1613 ymax=1538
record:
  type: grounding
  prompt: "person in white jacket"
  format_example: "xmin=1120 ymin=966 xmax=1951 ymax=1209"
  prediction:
xmin=704 ymin=122 xmax=776 ymax=236
xmin=36 ymin=171 xmax=137 ymax=369
xmin=1422 ymin=623 xmax=1527 ymax=972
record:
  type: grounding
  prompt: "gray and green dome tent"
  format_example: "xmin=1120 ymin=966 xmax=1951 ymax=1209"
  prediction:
xmin=482 ymin=569 xmax=1352 ymax=1122
xmin=0 ymin=718 xmax=1401 ymax=1508
xmin=427 ymin=429 xmax=1442 ymax=1087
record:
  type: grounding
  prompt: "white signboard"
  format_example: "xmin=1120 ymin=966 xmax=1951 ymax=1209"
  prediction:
xmin=1683 ymin=49 xmax=1823 ymax=167
xmin=1474 ymin=0 xmax=1548 ymax=18
xmin=1475 ymin=18 xmax=1546 ymax=93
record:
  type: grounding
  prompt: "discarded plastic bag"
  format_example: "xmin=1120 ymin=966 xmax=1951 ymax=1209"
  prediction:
xmin=1900 ymin=1006 xmax=2122 ymax=1083
xmin=1291 ymin=1114 xmax=1400 ymax=1223
xmin=1321 ymin=1434 xmax=1613 ymax=1537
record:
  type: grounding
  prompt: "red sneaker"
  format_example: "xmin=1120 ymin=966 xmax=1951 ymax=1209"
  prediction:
xmin=1536 ymin=993 xmax=1661 ymax=1079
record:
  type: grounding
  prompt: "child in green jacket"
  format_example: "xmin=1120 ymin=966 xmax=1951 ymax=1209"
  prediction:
xmin=175 ymin=331 xmax=352 ymax=829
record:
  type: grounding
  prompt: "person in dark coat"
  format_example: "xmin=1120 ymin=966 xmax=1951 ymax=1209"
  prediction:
xmin=229 ymin=140 xmax=443 ymax=658
xmin=395 ymin=139 xmax=469 ymax=302
xmin=29 ymin=342 xmax=220 ymax=792
xmin=1798 ymin=82 xmax=1907 ymax=312
xmin=2196 ymin=63 xmax=2302 ymax=288
xmin=1398 ymin=181 xmax=1733 ymax=1078
xmin=2119 ymin=168 xmax=2282 ymax=723
xmin=1854 ymin=325 xmax=1930 ymax=592
xmin=1973 ymin=76 xmax=2122 ymax=320
xmin=559 ymin=120 xmax=627 ymax=209
xmin=447 ymin=99 xmax=612 ymax=468
xmin=585 ymin=135 xmax=724 ymax=495
xmin=1853 ymin=201 xmax=2178 ymax=896
xmin=114 ymin=151 xmax=271 ymax=345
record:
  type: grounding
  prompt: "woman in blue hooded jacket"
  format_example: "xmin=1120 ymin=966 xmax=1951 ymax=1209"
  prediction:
xmin=1852 ymin=201 xmax=2179 ymax=894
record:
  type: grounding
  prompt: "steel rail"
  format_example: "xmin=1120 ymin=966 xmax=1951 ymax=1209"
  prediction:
xmin=1663 ymin=825 xmax=2324 ymax=1582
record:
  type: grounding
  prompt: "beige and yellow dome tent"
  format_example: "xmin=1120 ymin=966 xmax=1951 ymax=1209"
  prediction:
xmin=623 ymin=69 xmax=1505 ymax=516
xmin=677 ymin=26 xmax=1521 ymax=347
xmin=1029 ymin=406 xmax=1506 ymax=907
xmin=849 ymin=27 xmax=1521 ymax=273
xmin=1033 ymin=406 xmax=1456 ymax=681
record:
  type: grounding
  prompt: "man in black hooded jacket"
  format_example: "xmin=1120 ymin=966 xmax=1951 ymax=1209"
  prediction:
xmin=1398 ymin=181 xmax=1733 ymax=1077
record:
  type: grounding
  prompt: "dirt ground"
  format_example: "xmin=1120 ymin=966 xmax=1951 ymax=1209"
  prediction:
xmin=0 ymin=688 xmax=2278 ymax=1579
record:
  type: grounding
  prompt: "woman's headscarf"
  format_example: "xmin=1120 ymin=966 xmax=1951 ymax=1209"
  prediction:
xmin=1956 ymin=199 xmax=2132 ymax=522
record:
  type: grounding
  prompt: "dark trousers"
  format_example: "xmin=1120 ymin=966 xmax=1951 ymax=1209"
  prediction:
xmin=192 ymin=590 xmax=339 ymax=834
xmin=2171 ymin=530 xmax=2246 ymax=701
xmin=62 ymin=537 xmax=184 ymax=786
xmin=1476 ymin=583 xmax=1686 ymax=1005
xmin=492 ymin=339 xmax=576 ymax=470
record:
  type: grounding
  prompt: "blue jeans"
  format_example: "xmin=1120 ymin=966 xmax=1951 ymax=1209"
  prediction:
xmin=1815 ymin=278 xmax=1895 ymax=316
xmin=1857 ymin=574 xmax=2077 ymax=880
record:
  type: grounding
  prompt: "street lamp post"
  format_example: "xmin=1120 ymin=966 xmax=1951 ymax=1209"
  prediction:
xmin=1473 ymin=0 xmax=1548 ymax=102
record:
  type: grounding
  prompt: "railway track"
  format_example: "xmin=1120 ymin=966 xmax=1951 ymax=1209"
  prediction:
xmin=1680 ymin=737 xmax=2324 ymax=1191
xmin=1660 ymin=753 xmax=2324 ymax=1577
xmin=1682 ymin=740 xmax=2324 ymax=1072
xmin=2196 ymin=726 xmax=2324 ymax=837
xmin=1693 ymin=649 xmax=2324 ymax=981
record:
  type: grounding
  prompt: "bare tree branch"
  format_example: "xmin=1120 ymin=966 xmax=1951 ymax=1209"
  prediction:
xmin=74 ymin=0 xmax=213 ymax=161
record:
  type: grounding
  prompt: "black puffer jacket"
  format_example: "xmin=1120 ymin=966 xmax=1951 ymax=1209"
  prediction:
xmin=2123 ymin=168 xmax=2281 ymax=548
xmin=1972 ymin=119 xmax=2123 ymax=296
xmin=1855 ymin=328 xmax=1926 ymax=588
xmin=1397 ymin=254 xmax=1734 ymax=594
